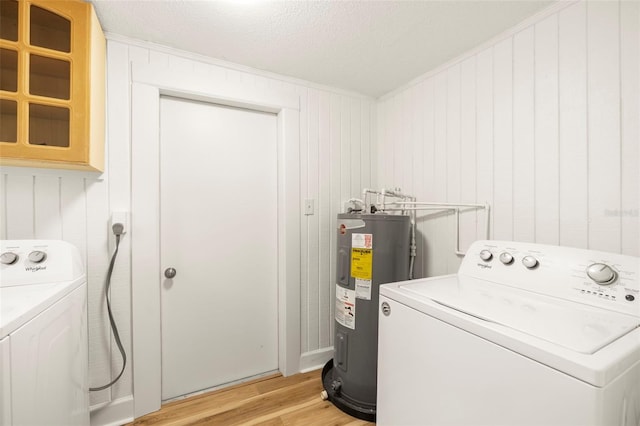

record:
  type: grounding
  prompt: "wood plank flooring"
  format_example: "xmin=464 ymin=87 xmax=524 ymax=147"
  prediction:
xmin=130 ymin=370 xmax=375 ymax=425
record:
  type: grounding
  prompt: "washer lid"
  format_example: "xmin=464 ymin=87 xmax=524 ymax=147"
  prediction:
xmin=399 ymin=276 xmax=640 ymax=354
xmin=0 ymin=278 xmax=84 ymax=338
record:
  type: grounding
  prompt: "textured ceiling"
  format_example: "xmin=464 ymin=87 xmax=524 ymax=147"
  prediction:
xmin=91 ymin=0 xmax=553 ymax=98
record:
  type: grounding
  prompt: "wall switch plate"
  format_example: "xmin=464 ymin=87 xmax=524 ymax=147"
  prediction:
xmin=304 ymin=199 xmax=314 ymax=215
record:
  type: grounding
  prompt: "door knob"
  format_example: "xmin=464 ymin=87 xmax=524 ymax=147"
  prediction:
xmin=164 ymin=267 xmax=177 ymax=279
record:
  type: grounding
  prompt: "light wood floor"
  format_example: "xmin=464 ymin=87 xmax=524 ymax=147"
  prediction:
xmin=129 ymin=370 xmax=375 ymax=425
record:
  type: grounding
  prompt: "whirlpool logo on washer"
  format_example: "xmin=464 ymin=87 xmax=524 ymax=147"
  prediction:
xmin=477 ymin=263 xmax=492 ymax=269
xmin=25 ymin=265 xmax=47 ymax=272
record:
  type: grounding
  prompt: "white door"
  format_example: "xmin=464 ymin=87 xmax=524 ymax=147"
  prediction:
xmin=159 ymin=96 xmax=279 ymax=400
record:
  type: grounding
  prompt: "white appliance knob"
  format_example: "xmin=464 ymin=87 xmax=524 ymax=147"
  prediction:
xmin=586 ymin=263 xmax=617 ymax=285
xmin=499 ymin=252 xmax=514 ymax=265
xmin=522 ymin=255 xmax=538 ymax=269
xmin=479 ymin=250 xmax=493 ymax=261
xmin=28 ymin=250 xmax=47 ymax=263
xmin=0 ymin=252 xmax=18 ymax=265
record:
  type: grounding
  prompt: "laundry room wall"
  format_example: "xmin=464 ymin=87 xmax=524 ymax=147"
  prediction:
xmin=0 ymin=36 xmax=375 ymax=423
xmin=375 ymin=0 xmax=639 ymax=278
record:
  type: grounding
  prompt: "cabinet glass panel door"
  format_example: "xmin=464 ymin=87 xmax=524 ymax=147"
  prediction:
xmin=29 ymin=54 xmax=70 ymax=99
xmin=29 ymin=5 xmax=71 ymax=52
xmin=0 ymin=100 xmax=17 ymax=143
xmin=0 ymin=1 xmax=18 ymax=41
xmin=29 ymin=104 xmax=70 ymax=147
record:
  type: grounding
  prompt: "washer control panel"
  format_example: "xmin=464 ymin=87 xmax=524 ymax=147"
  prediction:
xmin=460 ymin=240 xmax=640 ymax=317
xmin=0 ymin=240 xmax=84 ymax=287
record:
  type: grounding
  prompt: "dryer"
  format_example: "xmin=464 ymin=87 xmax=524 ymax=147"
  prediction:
xmin=0 ymin=240 xmax=88 ymax=426
xmin=377 ymin=240 xmax=640 ymax=426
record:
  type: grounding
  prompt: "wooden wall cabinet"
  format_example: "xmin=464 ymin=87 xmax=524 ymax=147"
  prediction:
xmin=0 ymin=0 xmax=105 ymax=171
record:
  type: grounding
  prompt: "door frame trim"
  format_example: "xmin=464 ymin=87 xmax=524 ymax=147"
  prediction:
xmin=130 ymin=63 xmax=301 ymax=418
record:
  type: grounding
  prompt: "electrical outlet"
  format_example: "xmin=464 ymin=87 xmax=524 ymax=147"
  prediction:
xmin=109 ymin=211 xmax=129 ymax=252
xmin=110 ymin=212 xmax=129 ymax=234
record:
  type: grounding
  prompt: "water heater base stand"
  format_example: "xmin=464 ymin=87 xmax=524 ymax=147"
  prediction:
xmin=321 ymin=359 xmax=376 ymax=422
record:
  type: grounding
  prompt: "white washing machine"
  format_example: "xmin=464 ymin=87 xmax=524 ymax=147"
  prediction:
xmin=377 ymin=240 xmax=640 ymax=426
xmin=0 ymin=240 xmax=89 ymax=426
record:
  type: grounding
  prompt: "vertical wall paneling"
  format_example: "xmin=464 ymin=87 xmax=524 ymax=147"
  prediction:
xmin=374 ymin=101 xmax=385 ymax=187
xmin=446 ymin=66 xmax=461 ymax=205
xmin=513 ymin=27 xmax=536 ymax=243
xmin=460 ymin=57 xmax=478 ymax=252
xmin=400 ymin=91 xmax=412 ymax=193
xmin=383 ymin=96 xmax=395 ymax=186
xmin=534 ymin=14 xmax=560 ymax=245
xmin=587 ymin=1 xmax=621 ymax=253
xmin=446 ymin=65 xmax=462 ymax=270
xmin=411 ymin=81 xmax=426 ymax=278
xmin=361 ymin=102 xmax=371 ymax=191
xmin=421 ymin=79 xmax=436 ymax=277
xmin=307 ymin=89 xmax=320 ymax=351
xmin=299 ymin=87 xmax=309 ymax=353
xmin=492 ymin=38 xmax=514 ymax=241
xmin=558 ymin=2 xmax=589 ymax=249
xmin=6 ymin=175 xmax=34 ymax=239
xmin=620 ymin=0 xmax=640 ymax=256
xmin=350 ymin=99 xmax=361 ymax=197
xmin=432 ymin=72 xmax=448 ymax=276
xmin=85 ymin=180 xmax=111 ymax=404
xmin=318 ymin=91 xmax=332 ymax=349
xmin=369 ymin=104 xmax=378 ymax=190
xmin=340 ymin=97 xmax=351 ymax=202
xmin=411 ymin=84 xmax=424 ymax=200
xmin=105 ymin=41 xmax=134 ymax=403
xmin=376 ymin=0 xmax=638 ymax=278
xmin=60 ymin=178 xmax=87 ymax=267
xmin=328 ymin=93 xmax=342 ymax=349
xmin=34 ymin=176 xmax=62 ymax=239
xmin=475 ymin=49 xmax=494 ymax=240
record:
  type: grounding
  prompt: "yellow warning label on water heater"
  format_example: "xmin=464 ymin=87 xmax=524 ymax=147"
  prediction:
xmin=351 ymin=248 xmax=373 ymax=280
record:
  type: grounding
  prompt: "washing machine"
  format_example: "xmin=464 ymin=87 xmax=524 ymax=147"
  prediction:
xmin=377 ymin=240 xmax=640 ymax=426
xmin=0 ymin=240 xmax=89 ymax=426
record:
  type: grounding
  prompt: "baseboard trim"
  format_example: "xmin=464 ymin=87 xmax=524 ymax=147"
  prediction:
xmin=299 ymin=347 xmax=333 ymax=373
xmin=90 ymin=395 xmax=134 ymax=426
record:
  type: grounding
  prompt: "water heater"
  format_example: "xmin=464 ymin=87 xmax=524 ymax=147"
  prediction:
xmin=322 ymin=212 xmax=410 ymax=421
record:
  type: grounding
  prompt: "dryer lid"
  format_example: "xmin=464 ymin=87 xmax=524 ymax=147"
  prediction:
xmin=399 ymin=276 xmax=640 ymax=354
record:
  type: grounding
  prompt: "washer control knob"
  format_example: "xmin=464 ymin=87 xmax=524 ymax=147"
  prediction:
xmin=479 ymin=250 xmax=493 ymax=262
xmin=0 ymin=252 xmax=18 ymax=265
xmin=28 ymin=250 xmax=47 ymax=263
xmin=586 ymin=263 xmax=617 ymax=285
xmin=522 ymin=256 xmax=539 ymax=269
xmin=499 ymin=252 xmax=514 ymax=265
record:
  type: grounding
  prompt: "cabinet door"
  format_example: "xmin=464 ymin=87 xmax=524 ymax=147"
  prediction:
xmin=0 ymin=0 xmax=104 ymax=171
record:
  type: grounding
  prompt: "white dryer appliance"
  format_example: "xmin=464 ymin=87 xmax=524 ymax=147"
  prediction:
xmin=377 ymin=240 xmax=640 ymax=426
xmin=0 ymin=240 xmax=88 ymax=426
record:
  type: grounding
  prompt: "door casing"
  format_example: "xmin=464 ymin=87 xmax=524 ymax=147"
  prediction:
xmin=130 ymin=63 xmax=301 ymax=418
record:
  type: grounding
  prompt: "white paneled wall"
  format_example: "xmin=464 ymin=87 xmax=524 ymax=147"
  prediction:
xmin=1 ymin=1 xmax=637 ymax=422
xmin=299 ymin=90 xmax=374 ymax=354
xmin=0 ymin=36 xmax=374 ymax=417
xmin=376 ymin=0 xmax=639 ymax=278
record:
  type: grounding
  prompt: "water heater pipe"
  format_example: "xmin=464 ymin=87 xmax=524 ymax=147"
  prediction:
xmin=375 ymin=188 xmax=417 ymax=278
xmin=385 ymin=201 xmax=490 ymax=256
